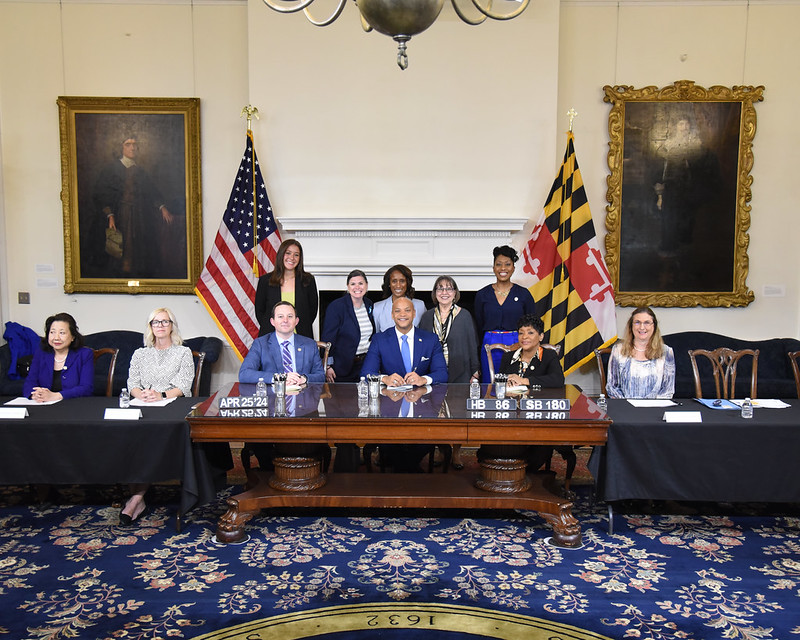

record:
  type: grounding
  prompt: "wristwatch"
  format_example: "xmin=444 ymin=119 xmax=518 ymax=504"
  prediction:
xmin=161 ymin=391 xmax=166 ymax=399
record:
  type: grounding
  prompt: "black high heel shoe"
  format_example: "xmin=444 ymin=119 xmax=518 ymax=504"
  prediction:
xmin=119 ymin=500 xmax=148 ymax=526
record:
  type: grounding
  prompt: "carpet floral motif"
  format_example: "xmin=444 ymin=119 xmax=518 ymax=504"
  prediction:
xmin=349 ymin=539 xmax=448 ymax=600
xmin=0 ymin=485 xmax=799 ymax=639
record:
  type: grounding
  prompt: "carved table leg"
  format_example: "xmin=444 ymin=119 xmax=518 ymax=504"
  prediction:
xmin=541 ymin=506 xmax=582 ymax=548
xmin=216 ymin=497 xmax=257 ymax=544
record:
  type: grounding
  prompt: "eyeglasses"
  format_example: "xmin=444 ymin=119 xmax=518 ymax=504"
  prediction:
xmin=633 ymin=320 xmax=654 ymax=327
xmin=436 ymin=287 xmax=455 ymax=293
xmin=151 ymin=319 xmax=173 ymax=327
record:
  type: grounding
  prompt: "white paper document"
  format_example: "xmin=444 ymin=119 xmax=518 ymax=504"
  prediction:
xmin=129 ymin=397 xmax=177 ymax=407
xmin=386 ymin=384 xmax=413 ymax=391
xmin=662 ymin=411 xmax=702 ymax=423
xmin=506 ymin=385 xmax=530 ymax=394
xmin=4 ymin=396 xmax=61 ymax=406
xmin=628 ymin=399 xmax=677 ymax=407
xmin=728 ymin=398 xmax=790 ymax=409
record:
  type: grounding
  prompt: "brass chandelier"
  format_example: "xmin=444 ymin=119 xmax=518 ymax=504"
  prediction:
xmin=261 ymin=0 xmax=531 ymax=70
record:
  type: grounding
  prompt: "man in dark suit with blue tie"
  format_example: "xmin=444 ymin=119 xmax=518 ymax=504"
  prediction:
xmin=240 ymin=301 xmax=325 ymax=385
xmin=362 ymin=297 xmax=448 ymax=471
xmin=361 ymin=297 xmax=448 ymax=387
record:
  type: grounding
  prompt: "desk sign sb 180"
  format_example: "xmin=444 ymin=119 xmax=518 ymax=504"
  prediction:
xmin=465 ymin=398 xmax=571 ymax=412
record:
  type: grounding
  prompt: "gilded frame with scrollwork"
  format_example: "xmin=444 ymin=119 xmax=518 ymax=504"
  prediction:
xmin=603 ymin=80 xmax=763 ymax=307
xmin=57 ymin=96 xmax=202 ymax=294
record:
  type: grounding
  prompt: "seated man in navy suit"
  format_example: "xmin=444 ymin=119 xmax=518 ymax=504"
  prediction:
xmin=362 ymin=297 xmax=448 ymax=387
xmin=240 ymin=301 xmax=325 ymax=385
xmin=239 ymin=300 xmax=326 ymax=469
xmin=362 ymin=297 xmax=448 ymax=471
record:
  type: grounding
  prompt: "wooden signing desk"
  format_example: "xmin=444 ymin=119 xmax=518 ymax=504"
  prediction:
xmin=188 ymin=383 xmax=609 ymax=548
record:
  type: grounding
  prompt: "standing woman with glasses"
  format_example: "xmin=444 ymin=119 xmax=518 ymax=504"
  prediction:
xmin=122 ymin=307 xmax=194 ymax=525
xmin=255 ymin=239 xmax=318 ymax=339
xmin=606 ymin=306 xmax=675 ymax=398
xmin=420 ymin=275 xmax=480 ymax=469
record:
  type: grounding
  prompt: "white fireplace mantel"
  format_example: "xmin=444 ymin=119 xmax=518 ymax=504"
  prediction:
xmin=278 ymin=216 xmax=530 ymax=291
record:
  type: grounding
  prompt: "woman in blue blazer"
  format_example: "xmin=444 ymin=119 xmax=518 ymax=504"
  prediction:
xmin=322 ymin=270 xmax=376 ymax=383
xmin=23 ymin=312 xmax=94 ymax=402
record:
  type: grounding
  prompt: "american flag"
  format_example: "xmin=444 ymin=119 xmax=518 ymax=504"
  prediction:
xmin=195 ymin=131 xmax=281 ymax=360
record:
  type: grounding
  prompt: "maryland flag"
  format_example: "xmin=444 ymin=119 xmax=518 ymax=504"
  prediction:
xmin=516 ymin=132 xmax=617 ymax=376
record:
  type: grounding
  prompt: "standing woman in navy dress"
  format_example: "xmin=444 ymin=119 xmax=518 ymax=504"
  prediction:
xmin=255 ymin=239 xmax=318 ymax=339
xmin=473 ymin=245 xmax=535 ymax=383
xmin=322 ymin=269 xmax=376 ymax=472
xmin=24 ymin=312 xmax=94 ymax=402
xmin=322 ymin=269 xmax=376 ymax=383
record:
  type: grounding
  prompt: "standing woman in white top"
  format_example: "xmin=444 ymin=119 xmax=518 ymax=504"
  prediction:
xmin=372 ymin=265 xmax=427 ymax=333
xmin=606 ymin=306 xmax=675 ymax=399
xmin=121 ymin=307 xmax=194 ymax=525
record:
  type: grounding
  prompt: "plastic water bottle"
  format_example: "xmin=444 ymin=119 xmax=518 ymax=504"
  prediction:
xmin=741 ymin=397 xmax=753 ymax=419
xmin=597 ymin=393 xmax=607 ymax=412
xmin=256 ymin=377 xmax=268 ymax=398
xmin=357 ymin=376 xmax=369 ymax=401
xmin=119 ymin=387 xmax=130 ymax=408
xmin=469 ymin=378 xmax=480 ymax=399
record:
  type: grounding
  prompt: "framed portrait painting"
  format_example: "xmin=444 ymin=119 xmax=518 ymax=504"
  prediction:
xmin=57 ymin=96 xmax=202 ymax=294
xmin=603 ymin=80 xmax=764 ymax=307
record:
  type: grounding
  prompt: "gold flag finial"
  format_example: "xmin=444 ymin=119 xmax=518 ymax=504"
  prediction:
xmin=567 ymin=108 xmax=578 ymax=132
xmin=240 ymin=105 xmax=260 ymax=132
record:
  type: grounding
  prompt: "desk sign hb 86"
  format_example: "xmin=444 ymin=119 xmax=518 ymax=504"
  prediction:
xmin=466 ymin=398 xmax=517 ymax=411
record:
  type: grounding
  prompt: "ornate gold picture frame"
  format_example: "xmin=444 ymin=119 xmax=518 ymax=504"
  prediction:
xmin=57 ymin=96 xmax=202 ymax=294
xmin=603 ymin=80 xmax=763 ymax=307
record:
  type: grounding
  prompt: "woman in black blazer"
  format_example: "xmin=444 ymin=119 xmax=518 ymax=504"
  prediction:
xmin=255 ymin=239 xmax=318 ymax=339
xmin=321 ymin=269 xmax=375 ymax=383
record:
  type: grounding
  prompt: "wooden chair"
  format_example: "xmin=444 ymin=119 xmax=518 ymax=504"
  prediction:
xmin=92 ymin=347 xmax=119 ymax=397
xmin=317 ymin=341 xmax=331 ymax=371
xmin=789 ymin=351 xmax=800 ymax=399
xmin=593 ymin=346 xmax=612 ymax=394
xmin=484 ymin=342 xmax=561 ymax=382
xmin=689 ymin=347 xmax=759 ymax=399
xmin=191 ymin=350 xmax=206 ymax=397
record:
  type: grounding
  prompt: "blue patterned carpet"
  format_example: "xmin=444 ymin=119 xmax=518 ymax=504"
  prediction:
xmin=0 ymin=482 xmax=798 ymax=639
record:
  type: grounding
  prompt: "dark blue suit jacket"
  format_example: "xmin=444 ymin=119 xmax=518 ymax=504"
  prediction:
xmin=23 ymin=346 xmax=94 ymax=399
xmin=239 ymin=332 xmax=325 ymax=384
xmin=361 ymin=328 xmax=448 ymax=385
xmin=321 ymin=294 xmax=375 ymax=380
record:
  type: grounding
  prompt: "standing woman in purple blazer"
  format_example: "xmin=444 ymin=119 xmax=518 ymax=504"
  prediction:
xmin=24 ymin=312 xmax=94 ymax=402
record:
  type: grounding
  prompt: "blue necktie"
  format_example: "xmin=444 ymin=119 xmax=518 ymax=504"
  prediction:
xmin=401 ymin=334 xmax=412 ymax=374
xmin=282 ymin=340 xmax=293 ymax=373
xmin=400 ymin=398 xmax=411 ymax=417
